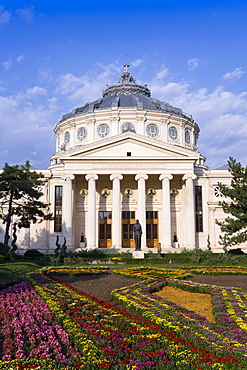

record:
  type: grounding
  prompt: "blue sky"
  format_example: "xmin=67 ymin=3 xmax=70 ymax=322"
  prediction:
xmin=0 ymin=0 xmax=247 ymax=170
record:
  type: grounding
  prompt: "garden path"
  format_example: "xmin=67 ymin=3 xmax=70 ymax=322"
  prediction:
xmin=57 ymin=269 xmax=247 ymax=303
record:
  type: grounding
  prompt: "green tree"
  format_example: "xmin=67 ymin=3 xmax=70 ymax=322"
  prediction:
xmin=0 ymin=161 xmax=52 ymax=246
xmin=216 ymin=157 xmax=247 ymax=247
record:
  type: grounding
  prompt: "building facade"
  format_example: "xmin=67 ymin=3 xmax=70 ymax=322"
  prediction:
xmin=0 ymin=66 xmax=239 ymax=254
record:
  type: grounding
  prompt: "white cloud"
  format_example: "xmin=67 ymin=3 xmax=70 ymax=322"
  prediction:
xmin=56 ymin=73 xmax=82 ymax=95
xmin=169 ymin=86 xmax=247 ymax=119
xmin=3 ymin=60 xmax=13 ymax=70
xmin=26 ymin=86 xmax=47 ymax=96
xmin=187 ymin=58 xmax=201 ymax=71
xmin=155 ymin=64 xmax=169 ymax=80
xmin=2 ymin=55 xmax=24 ymax=70
xmin=222 ymin=67 xmax=245 ymax=81
xmin=131 ymin=59 xmax=144 ymax=68
xmin=150 ymin=81 xmax=189 ymax=102
xmin=0 ymin=96 xmax=18 ymax=111
xmin=149 ymin=76 xmax=247 ymax=120
xmin=48 ymin=97 xmax=58 ymax=110
xmin=16 ymin=6 xmax=35 ymax=23
xmin=38 ymin=69 xmax=54 ymax=83
xmin=16 ymin=55 xmax=24 ymax=63
xmin=175 ymin=88 xmax=247 ymax=168
xmin=56 ymin=61 xmax=121 ymax=104
xmin=0 ymin=90 xmax=58 ymax=169
xmin=0 ymin=5 xmax=11 ymax=24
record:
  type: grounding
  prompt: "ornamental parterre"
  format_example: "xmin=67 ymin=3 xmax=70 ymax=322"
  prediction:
xmin=36 ymin=270 xmax=241 ymax=368
xmin=188 ymin=266 xmax=247 ymax=275
xmin=32 ymin=271 xmax=174 ymax=369
xmin=46 ymin=267 xmax=110 ymax=276
xmin=0 ymin=266 xmax=246 ymax=369
xmin=112 ymin=277 xmax=247 ymax=362
xmin=113 ymin=266 xmax=192 ymax=280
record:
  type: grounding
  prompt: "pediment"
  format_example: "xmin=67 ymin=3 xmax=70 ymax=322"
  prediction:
xmin=61 ymin=133 xmax=198 ymax=160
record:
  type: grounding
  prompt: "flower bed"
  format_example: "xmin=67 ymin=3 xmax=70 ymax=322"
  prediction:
xmin=30 ymin=271 xmax=175 ymax=369
xmin=0 ymin=281 xmax=81 ymax=368
xmin=0 ymin=266 xmax=245 ymax=369
xmin=156 ymin=285 xmax=216 ymax=322
xmin=35 ymin=270 xmax=241 ymax=369
xmin=112 ymin=277 xmax=247 ymax=364
xmin=45 ymin=267 xmax=110 ymax=276
xmin=188 ymin=266 xmax=247 ymax=275
xmin=114 ymin=266 xmax=191 ymax=280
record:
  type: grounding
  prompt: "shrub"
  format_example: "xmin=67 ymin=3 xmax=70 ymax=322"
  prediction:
xmin=24 ymin=249 xmax=44 ymax=258
xmin=228 ymin=248 xmax=245 ymax=255
xmin=120 ymin=250 xmax=133 ymax=258
xmin=0 ymin=254 xmax=5 ymax=263
xmin=48 ymin=255 xmax=60 ymax=266
xmin=77 ymin=248 xmax=105 ymax=255
xmin=0 ymin=242 xmax=10 ymax=257
xmin=63 ymin=256 xmax=81 ymax=265
xmin=145 ymin=250 xmax=159 ymax=258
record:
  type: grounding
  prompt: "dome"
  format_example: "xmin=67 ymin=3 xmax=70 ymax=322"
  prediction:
xmin=60 ymin=65 xmax=193 ymax=122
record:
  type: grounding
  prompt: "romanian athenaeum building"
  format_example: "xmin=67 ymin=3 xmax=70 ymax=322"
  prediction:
xmin=0 ymin=65 xmax=237 ymax=254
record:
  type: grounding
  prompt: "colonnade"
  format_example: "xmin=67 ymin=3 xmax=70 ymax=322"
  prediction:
xmin=61 ymin=173 xmax=197 ymax=251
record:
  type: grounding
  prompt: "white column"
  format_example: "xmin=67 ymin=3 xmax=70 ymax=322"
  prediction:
xmin=62 ymin=174 xmax=75 ymax=249
xmin=180 ymin=123 xmax=185 ymax=147
xmin=135 ymin=174 xmax=148 ymax=249
xmin=110 ymin=174 xmax=123 ymax=250
xmin=209 ymin=207 xmax=216 ymax=250
xmin=159 ymin=174 xmax=173 ymax=250
xmin=85 ymin=174 xmax=98 ymax=249
xmin=182 ymin=174 xmax=197 ymax=249
xmin=55 ymin=134 xmax=59 ymax=153
xmin=70 ymin=122 xmax=76 ymax=147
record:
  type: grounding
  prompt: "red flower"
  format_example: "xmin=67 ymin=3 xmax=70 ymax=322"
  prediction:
xmin=98 ymin=362 xmax=113 ymax=368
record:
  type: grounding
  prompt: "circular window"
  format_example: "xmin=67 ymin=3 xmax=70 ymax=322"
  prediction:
xmin=121 ymin=122 xmax=135 ymax=133
xmin=64 ymin=131 xmax=70 ymax=144
xmin=78 ymin=127 xmax=87 ymax=141
xmin=185 ymin=129 xmax=190 ymax=144
xmin=97 ymin=124 xmax=110 ymax=138
xmin=146 ymin=124 xmax=159 ymax=138
xmin=169 ymin=126 xmax=178 ymax=140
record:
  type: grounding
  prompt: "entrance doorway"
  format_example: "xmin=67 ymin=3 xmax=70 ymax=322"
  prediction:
xmin=146 ymin=211 xmax=158 ymax=248
xmin=122 ymin=211 xmax=136 ymax=248
xmin=98 ymin=211 xmax=112 ymax=248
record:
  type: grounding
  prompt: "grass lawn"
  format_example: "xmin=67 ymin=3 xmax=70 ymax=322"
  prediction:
xmin=0 ymin=261 xmax=42 ymax=285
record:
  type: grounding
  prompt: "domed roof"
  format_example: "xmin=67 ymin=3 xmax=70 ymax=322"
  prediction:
xmin=60 ymin=65 xmax=193 ymax=122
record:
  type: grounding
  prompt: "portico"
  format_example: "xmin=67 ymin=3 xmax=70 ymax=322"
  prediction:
xmin=52 ymin=163 xmax=198 ymax=252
